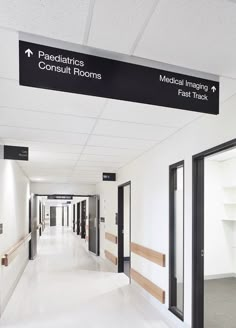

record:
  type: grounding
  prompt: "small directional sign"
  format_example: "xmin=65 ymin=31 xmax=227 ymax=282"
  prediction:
xmin=2 ymin=145 xmax=29 ymax=161
xmin=19 ymin=40 xmax=219 ymax=115
xmin=103 ymin=173 xmax=116 ymax=181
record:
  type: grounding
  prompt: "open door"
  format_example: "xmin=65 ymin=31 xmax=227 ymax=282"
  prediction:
xmin=88 ymin=196 xmax=100 ymax=256
xmin=73 ymin=204 xmax=75 ymax=232
xmin=50 ymin=207 xmax=56 ymax=226
xmin=77 ymin=203 xmax=80 ymax=235
xmin=81 ymin=200 xmax=86 ymax=239
xmin=118 ymin=182 xmax=131 ymax=276
xmin=29 ymin=194 xmax=37 ymax=260
xmin=39 ymin=200 xmax=42 ymax=236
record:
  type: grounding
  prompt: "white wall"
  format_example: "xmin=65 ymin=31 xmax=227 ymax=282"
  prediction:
xmin=96 ymin=91 xmax=236 ymax=327
xmin=204 ymin=160 xmax=233 ymax=277
xmin=0 ymin=160 xmax=30 ymax=315
xmin=96 ymin=182 xmax=117 ymax=261
xmin=30 ymin=182 xmax=95 ymax=195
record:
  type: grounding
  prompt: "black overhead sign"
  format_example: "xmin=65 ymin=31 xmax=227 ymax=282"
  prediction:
xmin=47 ymin=195 xmax=73 ymax=200
xmin=19 ymin=41 xmax=219 ymax=115
xmin=103 ymin=173 xmax=116 ymax=182
xmin=4 ymin=145 xmax=29 ymax=161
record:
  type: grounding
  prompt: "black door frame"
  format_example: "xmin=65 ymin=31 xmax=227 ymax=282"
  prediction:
xmin=77 ymin=202 xmax=81 ymax=235
xmin=39 ymin=200 xmax=42 ymax=236
xmin=169 ymin=160 xmax=185 ymax=321
xmin=192 ymin=138 xmax=236 ymax=328
xmin=73 ymin=204 xmax=76 ymax=232
xmin=117 ymin=181 xmax=131 ymax=275
xmin=62 ymin=206 xmax=65 ymax=226
xmin=88 ymin=195 xmax=100 ymax=256
xmin=81 ymin=200 xmax=86 ymax=239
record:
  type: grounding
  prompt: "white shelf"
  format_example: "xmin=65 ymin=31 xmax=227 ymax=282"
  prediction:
xmin=224 ymin=202 xmax=236 ymax=205
xmin=222 ymin=218 xmax=236 ymax=221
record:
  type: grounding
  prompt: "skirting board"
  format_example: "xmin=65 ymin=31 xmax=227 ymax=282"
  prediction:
xmin=204 ymin=273 xmax=236 ymax=280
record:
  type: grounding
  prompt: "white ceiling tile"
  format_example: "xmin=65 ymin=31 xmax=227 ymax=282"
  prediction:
xmin=88 ymin=0 xmax=156 ymax=53
xmin=73 ymin=166 xmax=116 ymax=173
xmin=80 ymin=154 xmax=130 ymax=163
xmin=87 ymin=135 xmax=157 ymax=150
xmin=93 ymin=119 xmax=176 ymax=140
xmin=0 ymin=28 xmax=18 ymax=80
xmin=0 ymin=79 xmax=105 ymax=118
xmin=0 ymin=107 xmax=95 ymax=134
xmin=135 ymin=0 xmax=236 ymax=78
xmin=19 ymin=161 xmax=75 ymax=170
xmin=23 ymin=168 xmax=71 ymax=177
xmin=76 ymin=160 xmax=122 ymax=168
xmin=102 ymin=99 xmax=202 ymax=127
xmin=0 ymin=126 xmax=88 ymax=145
xmin=29 ymin=151 xmax=79 ymax=161
xmin=220 ymin=77 xmax=236 ymax=103
xmin=83 ymin=145 xmax=141 ymax=157
xmin=31 ymin=176 xmax=71 ymax=183
xmin=27 ymin=157 xmax=77 ymax=166
xmin=2 ymin=139 xmax=84 ymax=154
xmin=0 ymin=0 xmax=90 ymax=44
xmin=67 ymin=176 xmax=99 ymax=184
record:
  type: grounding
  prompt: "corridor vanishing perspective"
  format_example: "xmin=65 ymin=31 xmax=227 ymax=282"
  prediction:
xmin=1 ymin=1 xmax=236 ymax=328
xmin=0 ymin=227 xmax=172 ymax=328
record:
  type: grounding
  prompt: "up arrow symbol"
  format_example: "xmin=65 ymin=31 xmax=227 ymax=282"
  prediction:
xmin=25 ymin=49 xmax=33 ymax=58
xmin=211 ymin=86 xmax=216 ymax=93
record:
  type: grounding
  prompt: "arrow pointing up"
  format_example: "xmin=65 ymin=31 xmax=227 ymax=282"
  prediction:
xmin=211 ymin=86 xmax=216 ymax=93
xmin=25 ymin=49 xmax=33 ymax=58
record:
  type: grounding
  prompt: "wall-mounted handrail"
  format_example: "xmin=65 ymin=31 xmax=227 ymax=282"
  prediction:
xmin=1 ymin=233 xmax=31 ymax=267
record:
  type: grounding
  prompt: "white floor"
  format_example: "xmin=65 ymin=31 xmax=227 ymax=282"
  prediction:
xmin=0 ymin=227 xmax=172 ymax=328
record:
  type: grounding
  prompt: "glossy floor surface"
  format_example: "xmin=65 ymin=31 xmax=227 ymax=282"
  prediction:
xmin=1 ymin=227 xmax=172 ymax=328
xmin=205 ymin=278 xmax=236 ymax=328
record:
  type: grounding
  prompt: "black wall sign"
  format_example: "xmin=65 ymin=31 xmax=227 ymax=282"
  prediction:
xmin=4 ymin=145 xmax=29 ymax=161
xmin=19 ymin=41 xmax=219 ymax=115
xmin=47 ymin=195 xmax=73 ymax=200
xmin=103 ymin=173 xmax=116 ymax=181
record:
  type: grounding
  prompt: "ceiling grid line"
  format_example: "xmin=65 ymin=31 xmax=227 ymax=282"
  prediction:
xmin=67 ymin=99 xmax=110 ymax=181
xmin=129 ymin=0 xmax=161 ymax=55
xmin=0 ymin=105 xmax=183 ymax=128
xmin=82 ymin=0 xmax=96 ymax=45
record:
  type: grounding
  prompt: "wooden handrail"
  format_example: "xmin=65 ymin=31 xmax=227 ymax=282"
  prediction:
xmin=105 ymin=232 xmax=117 ymax=244
xmin=1 ymin=233 xmax=31 ymax=267
xmin=131 ymin=242 xmax=166 ymax=267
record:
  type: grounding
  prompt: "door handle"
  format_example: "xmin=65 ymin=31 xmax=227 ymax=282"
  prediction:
xmin=201 ymin=249 xmax=204 ymax=257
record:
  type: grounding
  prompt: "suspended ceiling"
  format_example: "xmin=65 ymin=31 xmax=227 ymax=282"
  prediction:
xmin=0 ymin=0 xmax=236 ymax=184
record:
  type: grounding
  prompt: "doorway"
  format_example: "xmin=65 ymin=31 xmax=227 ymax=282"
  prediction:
xmin=77 ymin=203 xmax=80 ymax=235
xmin=81 ymin=200 xmax=86 ymax=239
xmin=169 ymin=161 xmax=184 ymax=321
xmin=88 ymin=195 xmax=100 ymax=256
xmin=73 ymin=204 xmax=75 ymax=232
xmin=117 ymin=181 xmax=131 ymax=277
xmin=192 ymin=139 xmax=236 ymax=328
xmin=39 ymin=200 xmax=42 ymax=236
xmin=50 ymin=206 xmax=57 ymax=226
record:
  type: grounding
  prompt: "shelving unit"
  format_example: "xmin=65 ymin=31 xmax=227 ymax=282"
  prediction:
xmin=222 ymin=187 xmax=236 ymax=221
